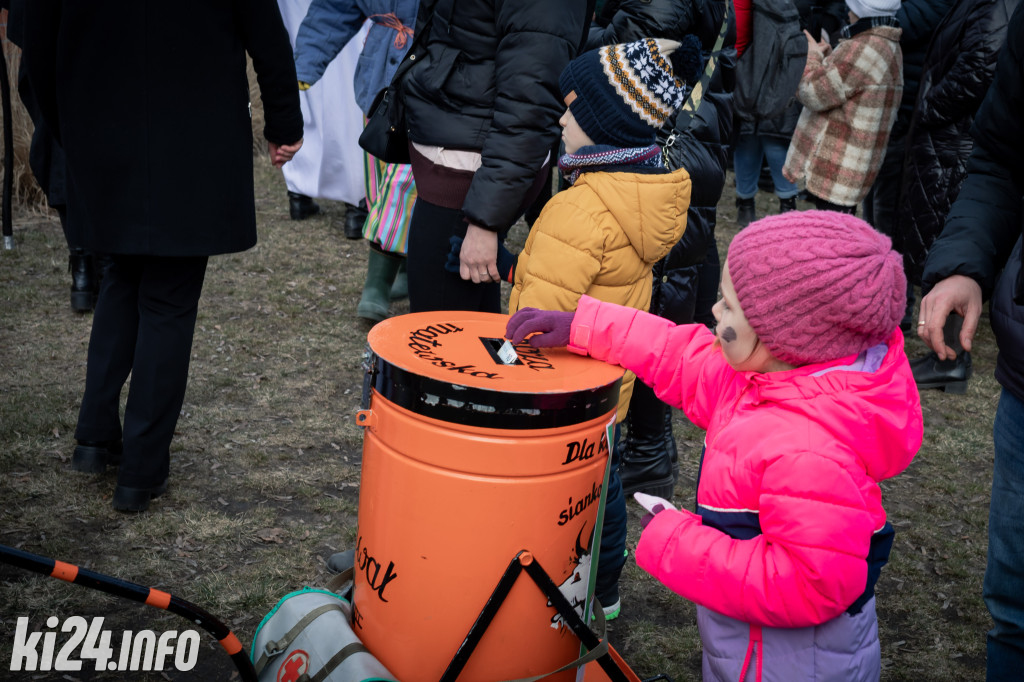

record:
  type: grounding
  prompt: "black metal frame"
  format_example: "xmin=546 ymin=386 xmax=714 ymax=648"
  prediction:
xmin=439 ymin=550 xmax=632 ymax=682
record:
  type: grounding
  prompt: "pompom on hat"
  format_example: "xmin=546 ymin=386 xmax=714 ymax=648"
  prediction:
xmin=559 ymin=38 xmax=687 ymax=148
xmin=726 ymin=211 xmax=907 ymax=367
xmin=846 ymin=0 xmax=900 ymax=19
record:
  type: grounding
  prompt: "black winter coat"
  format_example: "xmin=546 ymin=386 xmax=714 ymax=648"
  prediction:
xmin=922 ymin=3 xmax=1024 ymax=402
xmin=897 ymin=0 xmax=1020 ymax=283
xmin=892 ymin=0 xmax=958 ymax=137
xmin=23 ymin=0 xmax=303 ymax=257
xmin=403 ymin=0 xmax=589 ymax=232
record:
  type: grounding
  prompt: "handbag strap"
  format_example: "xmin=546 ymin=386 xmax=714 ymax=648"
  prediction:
xmin=672 ymin=0 xmax=732 ymax=133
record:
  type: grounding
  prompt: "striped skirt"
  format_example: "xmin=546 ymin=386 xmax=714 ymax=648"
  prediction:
xmin=362 ymin=150 xmax=417 ymax=255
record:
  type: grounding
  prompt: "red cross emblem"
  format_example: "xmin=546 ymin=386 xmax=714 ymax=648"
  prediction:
xmin=277 ymin=649 xmax=310 ymax=682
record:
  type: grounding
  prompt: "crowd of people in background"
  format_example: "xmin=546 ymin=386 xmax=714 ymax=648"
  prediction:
xmin=8 ymin=0 xmax=1024 ymax=679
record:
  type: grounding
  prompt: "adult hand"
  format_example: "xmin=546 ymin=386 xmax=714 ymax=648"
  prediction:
xmin=917 ymin=274 xmax=983 ymax=360
xmin=803 ymin=29 xmax=827 ymax=57
xmin=506 ymin=307 xmax=575 ymax=348
xmin=459 ymin=223 xmax=500 ymax=283
xmin=269 ymin=139 xmax=303 ymax=168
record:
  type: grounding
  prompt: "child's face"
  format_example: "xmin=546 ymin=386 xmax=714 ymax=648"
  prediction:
xmin=559 ymin=107 xmax=595 ymax=155
xmin=712 ymin=260 xmax=792 ymax=373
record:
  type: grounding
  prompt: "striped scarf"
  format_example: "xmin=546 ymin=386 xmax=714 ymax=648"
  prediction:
xmin=557 ymin=144 xmax=665 ymax=186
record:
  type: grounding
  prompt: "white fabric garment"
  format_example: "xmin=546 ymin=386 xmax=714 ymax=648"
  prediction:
xmin=277 ymin=0 xmax=367 ymax=204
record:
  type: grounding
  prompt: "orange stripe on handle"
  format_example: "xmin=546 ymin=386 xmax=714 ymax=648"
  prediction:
xmin=219 ymin=632 xmax=242 ymax=655
xmin=51 ymin=560 xmax=79 ymax=582
xmin=145 ymin=589 xmax=171 ymax=609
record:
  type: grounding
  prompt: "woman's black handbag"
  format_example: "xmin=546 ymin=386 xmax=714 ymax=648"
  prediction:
xmin=359 ymin=85 xmax=410 ymax=164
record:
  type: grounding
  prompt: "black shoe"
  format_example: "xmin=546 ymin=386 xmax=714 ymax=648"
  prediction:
xmin=112 ymin=478 xmax=168 ymax=513
xmin=288 ymin=191 xmax=321 ymax=220
xmin=778 ymin=196 xmax=797 ymax=213
xmin=735 ymin=197 xmax=756 ymax=228
xmin=911 ymin=351 xmax=972 ymax=394
xmin=343 ymin=203 xmax=367 ymax=240
xmin=72 ymin=440 xmax=123 ymax=474
xmin=69 ymin=249 xmax=97 ymax=313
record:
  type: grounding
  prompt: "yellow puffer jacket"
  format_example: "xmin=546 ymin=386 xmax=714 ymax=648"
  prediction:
xmin=509 ymin=167 xmax=691 ymax=421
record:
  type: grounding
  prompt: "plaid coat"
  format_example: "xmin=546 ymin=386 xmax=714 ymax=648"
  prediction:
xmin=783 ymin=25 xmax=903 ymax=207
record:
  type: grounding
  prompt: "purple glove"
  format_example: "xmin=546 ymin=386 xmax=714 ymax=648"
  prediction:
xmin=640 ymin=504 xmax=668 ymax=530
xmin=506 ymin=307 xmax=575 ymax=348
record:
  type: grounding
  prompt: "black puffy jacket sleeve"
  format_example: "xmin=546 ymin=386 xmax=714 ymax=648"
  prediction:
xmin=918 ymin=0 xmax=1014 ymax=130
xmin=462 ymin=0 xmax=587 ymax=231
xmin=586 ymin=0 xmax=699 ymax=49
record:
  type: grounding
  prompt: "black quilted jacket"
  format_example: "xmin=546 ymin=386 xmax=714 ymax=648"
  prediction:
xmin=403 ymin=0 xmax=590 ymax=232
xmin=922 ymin=3 xmax=1024 ymax=401
xmin=897 ymin=0 xmax=1021 ymax=283
xmin=892 ymin=0 xmax=958 ymax=136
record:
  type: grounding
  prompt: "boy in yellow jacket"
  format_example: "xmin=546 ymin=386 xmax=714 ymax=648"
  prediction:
xmin=513 ymin=37 xmax=694 ymax=619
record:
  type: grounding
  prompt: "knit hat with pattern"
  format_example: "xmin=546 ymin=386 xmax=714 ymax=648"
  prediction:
xmin=846 ymin=0 xmax=900 ymax=19
xmin=726 ymin=210 xmax=907 ymax=366
xmin=559 ymin=38 xmax=686 ymax=148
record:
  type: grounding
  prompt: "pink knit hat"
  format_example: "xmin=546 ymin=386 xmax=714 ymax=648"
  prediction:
xmin=726 ymin=211 xmax=907 ymax=366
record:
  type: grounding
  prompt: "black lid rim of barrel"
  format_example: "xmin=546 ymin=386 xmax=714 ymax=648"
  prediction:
xmin=367 ymin=355 xmax=623 ymax=431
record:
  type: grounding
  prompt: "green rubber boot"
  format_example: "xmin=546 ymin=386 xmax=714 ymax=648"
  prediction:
xmin=390 ymin=258 xmax=408 ymax=301
xmin=357 ymin=247 xmax=402 ymax=322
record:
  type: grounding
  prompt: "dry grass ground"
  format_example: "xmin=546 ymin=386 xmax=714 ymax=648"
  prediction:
xmin=0 ymin=158 xmax=999 ymax=681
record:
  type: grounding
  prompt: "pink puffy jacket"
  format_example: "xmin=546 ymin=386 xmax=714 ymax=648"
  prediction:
xmin=568 ymin=295 xmax=922 ymax=672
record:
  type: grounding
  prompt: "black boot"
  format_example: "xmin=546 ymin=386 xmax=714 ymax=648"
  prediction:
xmin=343 ymin=202 xmax=368 ymax=240
xmin=69 ymin=248 xmax=97 ymax=312
xmin=911 ymin=351 xmax=972 ymax=394
xmin=71 ymin=439 xmax=123 ymax=474
xmin=112 ymin=478 xmax=168 ymax=513
xmin=288 ymin=191 xmax=320 ymax=220
xmin=619 ymin=380 xmax=675 ymax=499
xmin=778 ymin=196 xmax=797 ymax=213
xmin=736 ymin=196 xmax=756 ymax=228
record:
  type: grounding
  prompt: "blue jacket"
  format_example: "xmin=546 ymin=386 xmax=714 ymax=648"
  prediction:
xmin=294 ymin=0 xmax=419 ymax=115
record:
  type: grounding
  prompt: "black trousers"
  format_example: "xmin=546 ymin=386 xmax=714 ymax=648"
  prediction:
xmin=75 ymin=255 xmax=208 ymax=488
xmin=812 ymin=194 xmax=857 ymax=215
xmin=407 ymin=199 xmax=502 ymax=314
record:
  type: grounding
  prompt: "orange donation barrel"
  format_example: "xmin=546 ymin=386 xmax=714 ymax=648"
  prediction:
xmin=352 ymin=311 xmax=624 ymax=682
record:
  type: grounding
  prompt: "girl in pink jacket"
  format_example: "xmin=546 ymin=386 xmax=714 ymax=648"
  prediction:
xmin=506 ymin=210 xmax=923 ymax=682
